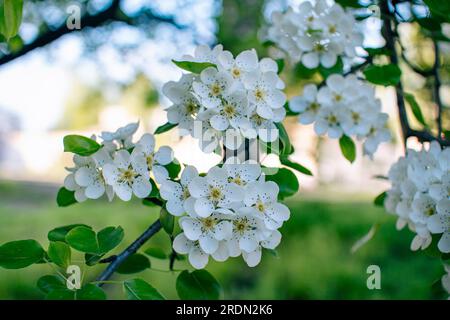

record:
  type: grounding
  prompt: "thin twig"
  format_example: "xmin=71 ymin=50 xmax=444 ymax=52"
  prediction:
xmin=432 ymin=40 xmax=443 ymax=137
xmin=95 ymin=219 xmax=162 ymax=286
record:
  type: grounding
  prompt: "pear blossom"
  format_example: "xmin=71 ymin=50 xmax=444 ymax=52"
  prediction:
xmin=244 ymin=181 xmax=290 ymax=230
xmin=264 ymin=0 xmax=363 ymax=68
xmin=102 ymin=149 xmax=152 ymax=201
xmin=384 ymin=142 xmax=450 ymax=253
xmin=131 ymin=133 xmax=173 ymax=183
xmin=160 ymin=166 xmax=198 ymax=216
xmin=289 ymin=75 xmax=390 ymax=157
xmin=172 ymin=233 xmax=210 ymax=269
xmin=162 ymin=45 xmax=287 ymax=153
xmin=179 ymin=213 xmax=233 ymax=254
xmin=188 ymin=166 xmax=243 ymax=217
xmin=100 ymin=121 xmax=139 ymax=148
xmin=193 ymin=67 xmax=234 ymax=109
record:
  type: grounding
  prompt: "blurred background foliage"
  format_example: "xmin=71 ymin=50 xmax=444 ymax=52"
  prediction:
xmin=0 ymin=0 xmax=449 ymax=299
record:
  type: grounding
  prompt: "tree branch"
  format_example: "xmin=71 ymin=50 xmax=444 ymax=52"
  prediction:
xmin=432 ymin=40 xmax=443 ymax=137
xmin=0 ymin=0 xmax=182 ymax=66
xmin=95 ymin=219 xmax=162 ymax=286
xmin=380 ymin=0 xmax=449 ymax=148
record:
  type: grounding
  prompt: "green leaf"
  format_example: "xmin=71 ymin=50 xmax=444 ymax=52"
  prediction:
xmin=1 ymin=0 xmax=23 ymax=40
xmin=275 ymin=122 xmax=292 ymax=156
xmin=45 ymin=289 xmax=75 ymax=300
xmin=318 ymin=57 xmax=344 ymax=78
xmin=172 ymin=60 xmax=216 ymax=74
xmin=47 ymin=241 xmax=71 ymax=268
xmin=144 ymin=247 xmax=167 ymax=259
xmin=56 ymin=187 xmax=77 ymax=207
xmin=265 ymin=168 xmax=299 ymax=200
xmin=154 ymin=122 xmax=177 ymax=135
xmin=66 ymin=225 xmax=124 ymax=255
xmin=76 ymin=284 xmax=107 ymax=300
xmin=280 ymin=156 xmax=313 ymax=176
xmin=363 ymin=64 xmax=401 ymax=86
xmin=37 ymin=275 xmax=66 ymax=294
xmin=166 ymin=160 xmax=181 ymax=179
xmin=65 ymin=226 xmax=99 ymax=254
xmin=160 ymin=207 xmax=174 ymax=235
xmin=176 ymin=270 xmax=222 ymax=300
xmin=404 ymin=92 xmax=427 ymax=127
xmin=123 ymin=278 xmax=165 ymax=300
xmin=48 ymin=224 xmax=91 ymax=242
xmin=364 ymin=47 xmax=391 ymax=57
xmin=339 ymin=135 xmax=356 ymax=163
xmin=294 ymin=62 xmax=317 ymax=79
xmin=116 ymin=254 xmax=151 ymax=274
xmin=97 ymin=226 xmax=124 ymax=254
xmin=275 ymin=58 xmax=285 ymax=74
xmin=423 ymin=0 xmax=450 ymax=22
xmin=85 ymin=253 xmax=103 ymax=266
xmin=0 ymin=239 xmax=45 ymax=269
xmin=334 ymin=0 xmax=365 ymax=8
xmin=63 ymin=135 xmax=101 ymax=156
xmin=45 ymin=285 xmax=107 ymax=300
xmin=374 ymin=191 xmax=387 ymax=207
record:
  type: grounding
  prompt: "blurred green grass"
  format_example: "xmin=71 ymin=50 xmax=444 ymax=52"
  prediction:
xmin=0 ymin=181 xmax=443 ymax=299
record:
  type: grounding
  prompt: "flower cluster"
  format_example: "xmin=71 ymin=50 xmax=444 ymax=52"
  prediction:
xmin=384 ymin=142 xmax=449 ymax=253
xmin=64 ymin=123 xmax=174 ymax=202
xmin=265 ymin=0 xmax=363 ymax=68
xmin=290 ymin=74 xmax=390 ymax=156
xmin=161 ymin=161 xmax=290 ymax=269
xmin=163 ymin=45 xmax=286 ymax=152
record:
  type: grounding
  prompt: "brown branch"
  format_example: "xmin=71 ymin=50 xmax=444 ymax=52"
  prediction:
xmin=432 ymin=40 xmax=443 ymax=137
xmin=0 ymin=0 xmax=182 ymax=67
xmin=380 ymin=0 xmax=449 ymax=148
xmin=96 ymin=219 xmax=162 ymax=286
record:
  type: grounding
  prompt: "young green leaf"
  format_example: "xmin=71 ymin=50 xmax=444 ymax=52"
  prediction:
xmin=97 ymin=226 xmax=125 ymax=254
xmin=1 ymin=0 xmax=23 ymax=40
xmin=280 ymin=156 xmax=313 ymax=176
xmin=66 ymin=225 xmax=124 ymax=255
xmin=116 ymin=254 xmax=151 ymax=274
xmin=339 ymin=135 xmax=356 ymax=163
xmin=47 ymin=241 xmax=71 ymax=268
xmin=76 ymin=284 xmax=107 ymax=300
xmin=374 ymin=191 xmax=387 ymax=207
xmin=363 ymin=64 xmax=401 ymax=86
xmin=48 ymin=224 xmax=91 ymax=242
xmin=144 ymin=247 xmax=167 ymax=259
xmin=123 ymin=278 xmax=165 ymax=300
xmin=318 ymin=57 xmax=344 ymax=78
xmin=166 ymin=159 xmax=181 ymax=179
xmin=265 ymin=168 xmax=299 ymax=199
xmin=176 ymin=270 xmax=222 ymax=300
xmin=45 ymin=289 xmax=76 ymax=300
xmin=404 ymin=92 xmax=427 ymax=127
xmin=160 ymin=207 xmax=174 ymax=235
xmin=0 ymin=239 xmax=45 ymax=269
xmin=63 ymin=135 xmax=101 ymax=156
xmin=275 ymin=122 xmax=292 ymax=155
xmin=37 ymin=275 xmax=66 ymax=294
xmin=172 ymin=60 xmax=216 ymax=74
xmin=275 ymin=58 xmax=285 ymax=74
xmin=154 ymin=122 xmax=177 ymax=135
xmin=334 ymin=0 xmax=365 ymax=8
xmin=56 ymin=187 xmax=77 ymax=207
xmin=65 ymin=226 xmax=99 ymax=254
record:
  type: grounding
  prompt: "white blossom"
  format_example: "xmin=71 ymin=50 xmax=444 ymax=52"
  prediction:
xmin=162 ymin=45 xmax=287 ymax=153
xmin=289 ymin=74 xmax=390 ymax=157
xmin=265 ymin=0 xmax=363 ymax=68
xmin=384 ymin=142 xmax=450 ymax=253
